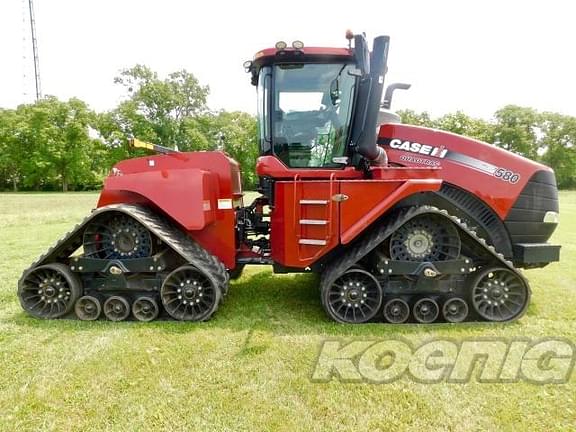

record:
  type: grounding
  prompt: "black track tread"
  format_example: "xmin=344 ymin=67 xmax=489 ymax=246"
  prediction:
xmin=320 ymin=205 xmax=530 ymax=323
xmin=19 ymin=204 xmax=229 ymax=297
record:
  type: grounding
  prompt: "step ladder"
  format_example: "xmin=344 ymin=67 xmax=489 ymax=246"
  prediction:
xmin=293 ymin=175 xmax=337 ymax=254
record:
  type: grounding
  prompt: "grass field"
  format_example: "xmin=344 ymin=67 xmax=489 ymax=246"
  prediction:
xmin=0 ymin=192 xmax=575 ymax=431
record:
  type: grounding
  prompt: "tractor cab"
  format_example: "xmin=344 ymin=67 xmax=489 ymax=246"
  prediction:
xmin=245 ymin=33 xmax=391 ymax=177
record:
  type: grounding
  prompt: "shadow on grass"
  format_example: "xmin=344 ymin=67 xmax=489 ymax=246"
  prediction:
xmin=7 ymin=269 xmax=524 ymax=337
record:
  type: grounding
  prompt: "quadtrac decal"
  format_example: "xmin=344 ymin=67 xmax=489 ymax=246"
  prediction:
xmin=378 ymin=137 xmax=521 ymax=183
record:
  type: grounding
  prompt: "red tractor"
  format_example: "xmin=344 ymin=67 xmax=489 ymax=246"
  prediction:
xmin=18 ymin=33 xmax=560 ymax=324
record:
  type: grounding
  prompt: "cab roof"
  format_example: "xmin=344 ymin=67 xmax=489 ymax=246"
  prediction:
xmin=254 ymin=47 xmax=352 ymax=60
xmin=253 ymin=47 xmax=353 ymax=67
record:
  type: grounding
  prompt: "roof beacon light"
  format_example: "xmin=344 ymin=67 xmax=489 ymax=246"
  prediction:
xmin=292 ymin=40 xmax=304 ymax=49
xmin=275 ymin=41 xmax=287 ymax=51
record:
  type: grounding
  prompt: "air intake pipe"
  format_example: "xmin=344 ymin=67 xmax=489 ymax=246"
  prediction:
xmin=355 ymin=36 xmax=390 ymax=165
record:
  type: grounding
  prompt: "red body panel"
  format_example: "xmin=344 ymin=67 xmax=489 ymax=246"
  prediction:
xmin=379 ymin=123 xmax=552 ymax=219
xmin=103 ymin=169 xmax=216 ymax=230
xmin=270 ymin=176 xmax=442 ymax=268
xmin=98 ymin=151 xmax=241 ymax=269
xmin=340 ymin=179 xmax=441 ymax=244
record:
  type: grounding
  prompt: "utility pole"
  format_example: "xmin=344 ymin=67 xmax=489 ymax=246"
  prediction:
xmin=28 ymin=0 xmax=42 ymax=101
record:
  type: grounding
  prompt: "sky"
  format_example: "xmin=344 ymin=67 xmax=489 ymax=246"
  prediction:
xmin=1 ymin=0 xmax=575 ymax=120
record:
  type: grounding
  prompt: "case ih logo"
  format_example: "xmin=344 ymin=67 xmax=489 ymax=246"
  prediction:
xmin=388 ymin=138 xmax=448 ymax=158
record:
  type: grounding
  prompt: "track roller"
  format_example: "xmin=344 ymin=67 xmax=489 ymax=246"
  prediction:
xmin=161 ymin=265 xmax=221 ymax=321
xmin=75 ymin=295 xmax=102 ymax=321
xmin=322 ymin=269 xmax=383 ymax=324
xmin=442 ymin=298 xmax=468 ymax=323
xmin=18 ymin=263 xmax=81 ymax=319
xmin=471 ymin=267 xmax=530 ymax=322
xmin=103 ymin=296 xmax=131 ymax=321
xmin=413 ymin=298 xmax=440 ymax=323
xmin=383 ymin=298 xmax=410 ymax=323
xmin=132 ymin=297 xmax=159 ymax=322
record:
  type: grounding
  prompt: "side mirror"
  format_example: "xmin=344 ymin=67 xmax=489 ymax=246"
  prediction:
xmin=382 ymin=83 xmax=412 ymax=109
xmin=354 ymin=34 xmax=370 ymax=77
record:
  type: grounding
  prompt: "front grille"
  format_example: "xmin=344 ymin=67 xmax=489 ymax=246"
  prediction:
xmin=504 ymin=170 xmax=559 ymax=244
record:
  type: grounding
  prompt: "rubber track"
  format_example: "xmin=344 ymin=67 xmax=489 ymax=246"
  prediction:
xmin=19 ymin=204 xmax=229 ymax=296
xmin=320 ymin=205 xmax=530 ymax=323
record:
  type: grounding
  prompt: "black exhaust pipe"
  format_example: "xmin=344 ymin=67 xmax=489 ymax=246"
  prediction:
xmin=354 ymin=35 xmax=390 ymax=165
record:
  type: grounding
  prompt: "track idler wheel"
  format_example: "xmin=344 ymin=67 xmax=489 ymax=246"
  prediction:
xmin=103 ymin=296 xmax=131 ymax=321
xmin=75 ymin=295 xmax=102 ymax=321
xmin=322 ymin=269 xmax=383 ymax=324
xmin=383 ymin=298 xmax=410 ymax=323
xmin=413 ymin=298 xmax=440 ymax=323
xmin=18 ymin=263 xmax=81 ymax=319
xmin=132 ymin=297 xmax=159 ymax=322
xmin=161 ymin=265 xmax=221 ymax=321
xmin=471 ymin=267 xmax=530 ymax=322
xmin=442 ymin=298 xmax=469 ymax=323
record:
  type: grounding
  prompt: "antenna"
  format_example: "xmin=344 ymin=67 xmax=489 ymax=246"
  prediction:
xmin=27 ymin=0 xmax=42 ymax=101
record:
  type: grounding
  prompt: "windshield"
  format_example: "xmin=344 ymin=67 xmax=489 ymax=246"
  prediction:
xmin=271 ymin=63 xmax=356 ymax=168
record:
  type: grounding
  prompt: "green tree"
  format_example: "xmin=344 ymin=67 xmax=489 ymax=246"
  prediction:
xmin=0 ymin=108 xmax=26 ymax=191
xmin=493 ymin=105 xmax=541 ymax=159
xmin=112 ymin=65 xmax=210 ymax=148
xmin=14 ymin=97 xmax=100 ymax=191
xmin=207 ymin=111 xmax=259 ymax=188
xmin=540 ymin=112 xmax=576 ymax=188
xmin=397 ymin=109 xmax=435 ymax=128
xmin=434 ymin=111 xmax=495 ymax=143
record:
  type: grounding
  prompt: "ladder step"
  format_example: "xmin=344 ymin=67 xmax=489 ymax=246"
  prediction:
xmin=299 ymin=239 xmax=327 ymax=246
xmin=299 ymin=219 xmax=328 ymax=225
xmin=299 ymin=199 xmax=328 ymax=205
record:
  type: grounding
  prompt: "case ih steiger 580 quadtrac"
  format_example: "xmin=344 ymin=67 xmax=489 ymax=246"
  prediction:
xmin=18 ymin=33 xmax=560 ymax=324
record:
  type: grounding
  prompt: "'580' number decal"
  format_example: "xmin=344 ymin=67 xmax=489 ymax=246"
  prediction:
xmin=494 ymin=168 xmax=520 ymax=184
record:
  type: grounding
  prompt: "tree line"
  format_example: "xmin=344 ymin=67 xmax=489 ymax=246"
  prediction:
xmin=0 ymin=65 xmax=258 ymax=191
xmin=0 ymin=66 xmax=574 ymax=191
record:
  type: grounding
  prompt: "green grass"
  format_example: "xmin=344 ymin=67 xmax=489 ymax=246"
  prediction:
xmin=0 ymin=192 xmax=575 ymax=431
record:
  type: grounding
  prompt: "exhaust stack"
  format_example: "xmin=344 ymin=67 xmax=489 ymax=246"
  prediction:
xmin=352 ymin=35 xmax=390 ymax=165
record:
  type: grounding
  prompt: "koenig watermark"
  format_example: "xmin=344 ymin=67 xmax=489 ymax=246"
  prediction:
xmin=311 ymin=337 xmax=575 ymax=384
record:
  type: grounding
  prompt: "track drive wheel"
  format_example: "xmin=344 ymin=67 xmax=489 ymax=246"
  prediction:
xmin=83 ymin=213 xmax=153 ymax=260
xmin=18 ymin=263 xmax=81 ymax=319
xmin=470 ymin=267 xmax=530 ymax=322
xmin=389 ymin=214 xmax=461 ymax=261
xmin=322 ymin=269 xmax=383 ymax=324
xmin=161 ymin=265 xmax=221 ymax=321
